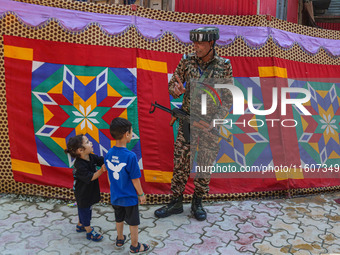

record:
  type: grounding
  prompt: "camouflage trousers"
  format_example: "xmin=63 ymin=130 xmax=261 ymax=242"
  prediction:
xmin=171 ymin=122 xmax=220 ymax=198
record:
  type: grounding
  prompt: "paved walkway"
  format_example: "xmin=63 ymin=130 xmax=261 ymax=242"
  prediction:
xmin=1 ymin=192 xmax=340 ymax=255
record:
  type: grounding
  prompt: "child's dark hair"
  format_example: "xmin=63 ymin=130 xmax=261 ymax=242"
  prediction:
xmin=64 ymin=134 xmax=84 ymax=158
xmin=110 ymin=117 xmax=132 ymax=140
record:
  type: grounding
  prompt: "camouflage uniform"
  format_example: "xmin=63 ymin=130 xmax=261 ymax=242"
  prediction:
xmin=169 ymin=53 xmax=233 ymax=197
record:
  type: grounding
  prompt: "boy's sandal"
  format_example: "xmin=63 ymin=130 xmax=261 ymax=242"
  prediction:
xmin=86 ymin=227 xmax=103 ymax=242
xmin=76 ymin=224 xmax=86 ymax=232
xmin=129 ymin=242 xmax=150 ymax=254
xmin=115 ymin=235 xmax=126 ymax=248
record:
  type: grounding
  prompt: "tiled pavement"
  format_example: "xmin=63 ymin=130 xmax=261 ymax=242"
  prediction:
xmin=1 ymin=192 xmax=340 ymax=255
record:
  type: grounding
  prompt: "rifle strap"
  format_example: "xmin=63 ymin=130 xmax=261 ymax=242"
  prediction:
xmin=196 ymin=57 xmax=216 ymax=80
xmin=192 ymin=57 xmax=216 ymax=99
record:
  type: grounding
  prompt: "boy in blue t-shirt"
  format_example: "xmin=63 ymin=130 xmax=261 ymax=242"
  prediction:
xmin=105 ymin=117 xmax=150 ymax=254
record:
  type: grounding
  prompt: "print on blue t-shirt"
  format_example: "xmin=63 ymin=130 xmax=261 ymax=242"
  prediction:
xmin=105 ymin=146 xmax=141 ymax=207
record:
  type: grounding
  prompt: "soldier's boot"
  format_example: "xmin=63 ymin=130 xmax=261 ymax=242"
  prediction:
xmin=154 ymin=195 xmax=183 ymax=218
xmin=191 ymin=194 xmax=207 ymax=221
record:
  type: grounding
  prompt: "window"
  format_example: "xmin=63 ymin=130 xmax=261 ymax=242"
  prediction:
xmin=277 ymin=0 xmax=288 ymax=20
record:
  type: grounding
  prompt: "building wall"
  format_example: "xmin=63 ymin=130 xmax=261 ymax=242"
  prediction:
xmin=175 ymin=0 xmax=299 ymax=23
xmin=259 ymin=0 xmax=276 ymax=16
xmin=317 ymin=22 xmax=340 ymax=31
xmin=149 ymin=0 xmax=162 ymax=9
xmin=286 ymin=0 xmax=299 ymax=23
xmin=175 ymin=0 xmax=257 ymax=15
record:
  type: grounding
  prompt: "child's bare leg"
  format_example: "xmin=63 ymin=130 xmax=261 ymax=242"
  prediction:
xmin=130 ymin=225 xmax=148 ymax=252
xmin=129 ymin=225 xmax=138 ymax=247
xmin=84 ymin=226 xmax=92 ymax=233
xmin=116 ymin=222 xmax=124 ymax=239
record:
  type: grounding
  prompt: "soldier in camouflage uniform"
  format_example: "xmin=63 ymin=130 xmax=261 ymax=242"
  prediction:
xmin=154 ymin=27 xmax=233 ymax=221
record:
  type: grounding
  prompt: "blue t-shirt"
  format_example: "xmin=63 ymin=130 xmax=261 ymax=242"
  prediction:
xmin=105 ymin=146 xmax=141 ymax=206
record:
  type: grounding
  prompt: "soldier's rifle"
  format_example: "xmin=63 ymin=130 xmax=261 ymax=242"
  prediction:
xmin=149 ymin=102 xmax=232 ymax=143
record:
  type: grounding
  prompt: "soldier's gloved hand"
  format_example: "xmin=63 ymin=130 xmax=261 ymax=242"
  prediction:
xmin=173 ymin=75 xmax=186 ymax=96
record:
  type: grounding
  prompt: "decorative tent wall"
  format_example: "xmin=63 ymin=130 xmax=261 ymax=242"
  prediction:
xmin=1 ymin=0 xmax=339 ymax=204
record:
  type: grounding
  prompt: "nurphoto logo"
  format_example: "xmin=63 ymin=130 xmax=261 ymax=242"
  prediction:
xmin=199 ymin=82 xmax=312 ymax=128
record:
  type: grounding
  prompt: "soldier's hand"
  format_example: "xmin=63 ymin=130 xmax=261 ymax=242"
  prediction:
xmin=173 ymin=75 xmax=186 ymax=96
xmin=193 ymin=120 xmax=212 ymax=134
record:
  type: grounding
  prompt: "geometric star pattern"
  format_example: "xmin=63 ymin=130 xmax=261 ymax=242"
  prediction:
xmin=187 ymin=76 xmax=340 ymax=177
xmin=170 ymin=77 xmax=273 ymax=173
xmin=32 ymin=63 xmax=141 ymax=168
xmin=213 ymin=77 xmax=273 ymax=171
xmin=290 ymin=79 xmax=340 ymax=166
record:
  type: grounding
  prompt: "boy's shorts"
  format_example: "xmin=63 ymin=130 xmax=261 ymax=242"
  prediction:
xmin=112 ymin=204 xmax=140 ymax=226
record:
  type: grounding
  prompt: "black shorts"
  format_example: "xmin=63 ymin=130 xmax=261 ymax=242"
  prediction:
xmin=112 ymin=204 xmax=140 ymax=226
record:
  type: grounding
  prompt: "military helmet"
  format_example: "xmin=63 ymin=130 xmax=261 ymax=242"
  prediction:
xmin=189 ymin=27 xmax=219 ymax=42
